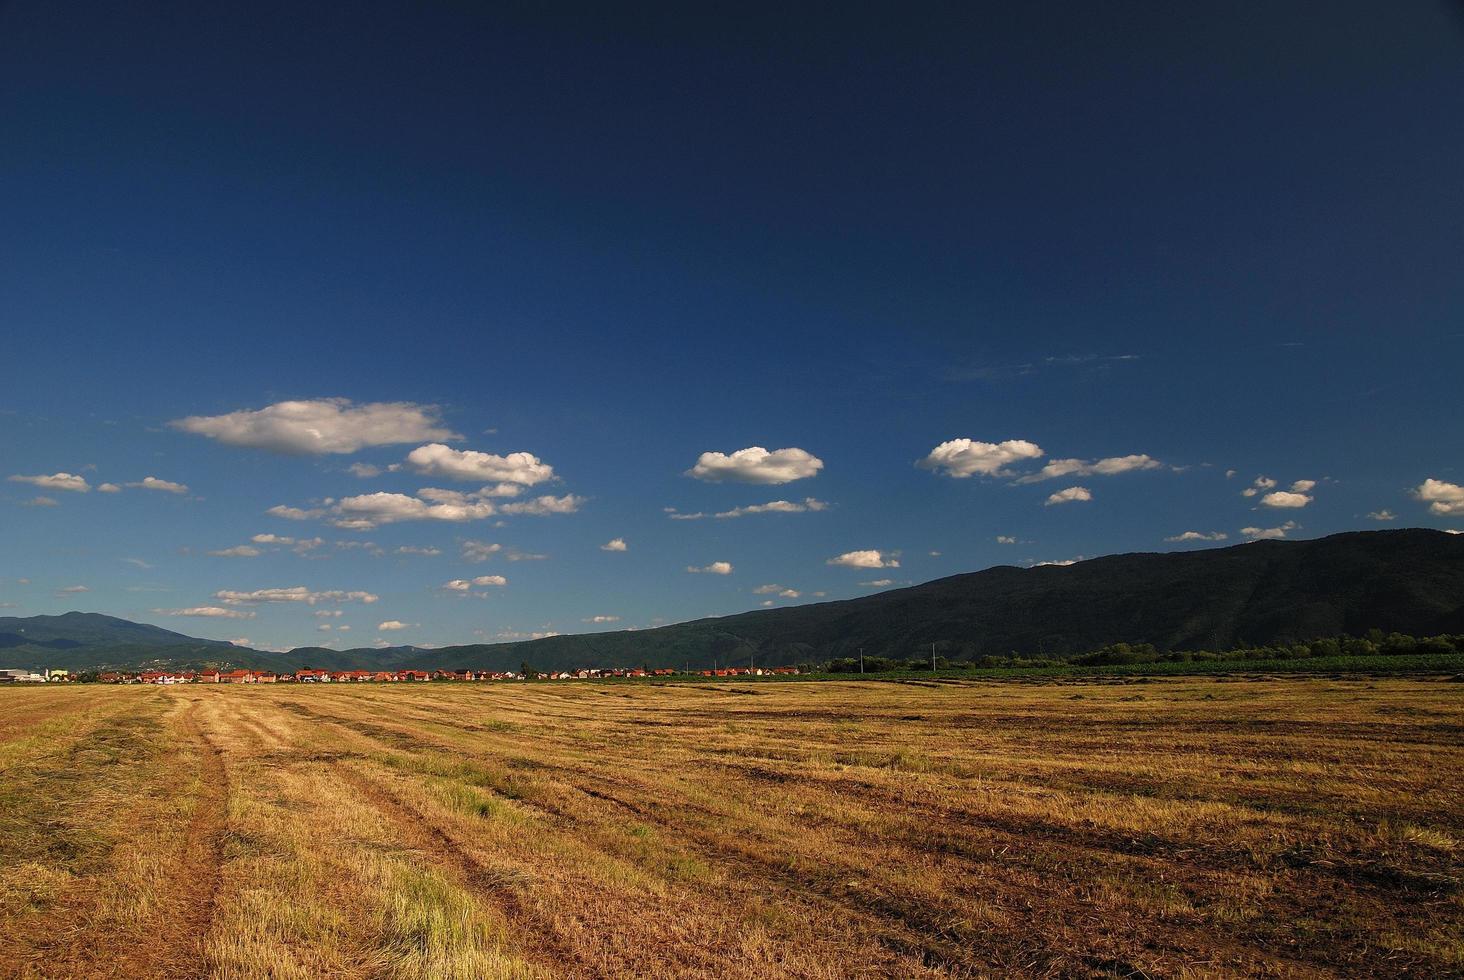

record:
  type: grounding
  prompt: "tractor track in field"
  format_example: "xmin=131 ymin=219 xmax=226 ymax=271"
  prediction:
xmin=6 ymin=697 xmax=230 ymax=980
xmin=172 ymin=698 xmax=230 ymax=978
xmin=331 ymin=762 xmax=585 ymax=978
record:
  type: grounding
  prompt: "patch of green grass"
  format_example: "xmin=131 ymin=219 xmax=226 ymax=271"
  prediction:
xmin=663 ymin=854 xmax=713 ymax=882
xmin=376 ymin=861 xmax=534 ymax=979
xmin=429 ymin=780 xmax=526 ymax=825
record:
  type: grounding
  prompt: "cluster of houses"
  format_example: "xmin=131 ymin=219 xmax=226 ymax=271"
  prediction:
xmin=37 ymin=664 xmax=803 ymax=685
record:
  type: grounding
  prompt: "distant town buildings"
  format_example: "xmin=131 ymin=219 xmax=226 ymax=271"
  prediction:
xmin=2 ymin=664 xmax=801 ymax=684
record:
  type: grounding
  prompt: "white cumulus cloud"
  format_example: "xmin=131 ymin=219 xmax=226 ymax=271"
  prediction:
xmin=334 ymin=492 xmax=496 ymax=528
xmin=215 ymin=587 xmax=378 ymax=605
xmin=8 ymin=472 xmax=89 ymax=492
xmin=1240 ymin=476 xmax=1278 ymax=498
xmin=860 ymin=579 xmax=895 ymax=587
xmin=1415 ymin=478 xmax=1464 ymax=516
xmin=918 ymin=438 xmax=1043 ymax=479
xmin=405 ymin=443 xmax=555 ymax=485
xmin=687 ymin=561 xmax=734 ymax=575
xmin=461 ymin=540 xmax=502 ymax=562
xmin=686 ymin=447 xmax=823 ymax=484
xmin=1015 ymin=454 xmax=1165 ymax=484
xmin=155 ymin=606 xmax=256 ymax=619
xmin=715 ymin=497 xmax=829 ymax=519
xmin=583 ymin=615 xmax=621 ymax=623
xmin=1044 ymin=486 xmax=1092 ymax=506
xmin=128 ymin=476 xmax=189 ymax=494
xmin=601 ymin=538 xmax=628 ymax=551
xmin=208 ymin=545 xmax=262 ymax=557
xmin=97 ymin=483 xmax=121 ymax=493
xmin=499 ymin=494 xmax=584 ymax=516
xmin=442 ymin=575 xmax=507 ymax=592
xmin=1260 ymin=490 xmax=1311 ymax=509
xmin=377 ymin=620 xmax=411 ymax=631
xmin=171 ymin=398 xmax=459 ymax=454
xmin=267 ymin=505 xmax=324 ymax=521
xmin=827 ymin=550 xmax=899 ymax=569
xmin=1367 ymin=509 xmax=1396 ymax=521
xmin=1165 ymin=531 xmax=1228 ymax=542
xmin=1241 ymin=521 xmax=1299 ymax=540
xmin=996 ymin=535 xmax=1016 ymax=544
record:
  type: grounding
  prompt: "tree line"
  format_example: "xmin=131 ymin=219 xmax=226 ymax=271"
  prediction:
xmin=821 ymin=631 xmax=1464 ymax=673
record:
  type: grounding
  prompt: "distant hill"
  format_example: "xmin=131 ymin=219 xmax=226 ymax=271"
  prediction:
xmin=0 ymin=612 xmax=236 ymax=666
xmin=4 ymin=529 xmax=1462 ymax=672
xmin=404 ymin=529 xmax=1464 ymax=671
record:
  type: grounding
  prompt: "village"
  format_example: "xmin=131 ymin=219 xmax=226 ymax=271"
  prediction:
xmin=0 ymin=665 xmax=802 ymax=684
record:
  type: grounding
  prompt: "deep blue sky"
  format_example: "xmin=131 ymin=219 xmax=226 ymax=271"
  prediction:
xmin=3 ymin=2 xmax=1462 ymax=650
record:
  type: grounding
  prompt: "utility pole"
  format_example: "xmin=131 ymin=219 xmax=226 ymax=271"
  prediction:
xmin=859 ymin=648 xmax=864 ymax=674
xmin=931 ymin=641 xmax=937 ymax=673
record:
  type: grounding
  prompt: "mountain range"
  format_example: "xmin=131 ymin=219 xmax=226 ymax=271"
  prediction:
xmin=3 ymin=529 xmax=1461 ymax=673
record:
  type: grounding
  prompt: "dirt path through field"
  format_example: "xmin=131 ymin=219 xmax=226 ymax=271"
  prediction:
xmin=167 ymin=698 xmax=230 ymax=977
xmin=0 ymin=693 xmax=230 ymax=979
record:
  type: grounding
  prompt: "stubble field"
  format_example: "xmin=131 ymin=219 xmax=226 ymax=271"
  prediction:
xmin=0 ymin=676 xmax=1460 ymax=979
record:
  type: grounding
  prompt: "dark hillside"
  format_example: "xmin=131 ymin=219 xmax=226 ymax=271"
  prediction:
xmin=406 ymin=529 xmax=1464 ymax=671
xmin=5 ymin=530 xmax=1461 ymax=672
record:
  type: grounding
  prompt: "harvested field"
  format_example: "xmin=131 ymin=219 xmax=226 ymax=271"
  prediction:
xmin=0 ymin=677 xmax=1460 ymax=978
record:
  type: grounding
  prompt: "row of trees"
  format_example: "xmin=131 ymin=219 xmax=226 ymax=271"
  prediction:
xmin=822 ymin=631 xmax=1464 ymax=673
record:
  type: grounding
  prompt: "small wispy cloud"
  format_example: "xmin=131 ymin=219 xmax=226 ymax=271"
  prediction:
xmin=686 ymin=561 xmax=733 ymax=575
xmin=1165 ymin=531 xmax=1227 ymax=543
xmin=1240 ymin=521 xmax=1299 ymax=541
xmin=127 ymin=476 xmax=189 ymax=494
xmin=826 ymin=550 xmax=899 ymax=569
xmin=1044 ymin=486 xmax=1092 ymax=506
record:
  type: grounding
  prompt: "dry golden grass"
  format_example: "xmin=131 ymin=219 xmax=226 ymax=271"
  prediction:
xmin=0 ymin=676 xmax=1460 ymax=978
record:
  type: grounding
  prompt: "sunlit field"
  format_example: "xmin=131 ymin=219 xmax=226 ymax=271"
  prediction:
xmin=1 ymin=677 xmax=1460 ymax=978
